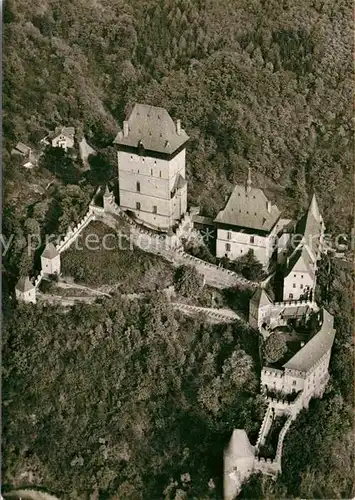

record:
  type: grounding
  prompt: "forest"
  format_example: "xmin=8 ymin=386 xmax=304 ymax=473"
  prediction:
xmin=2 ymin=0 xmax=354 ymax=497
xmin=3 ymin=0 xmax=353 ymax=231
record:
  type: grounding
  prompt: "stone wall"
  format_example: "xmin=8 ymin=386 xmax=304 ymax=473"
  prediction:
xmin=104 ymin=196 xmax=258 ymax=290
xmin=55 ymin=208 xmax=96 ymax=254
xmin=254 ymin=456 xmax=281 ymax=476
xmin=275 ymin=416 xmax=293 ymax=463
xmin=34 ymin=269 xmax=45 ymax=288
xmin=255 ymin=404 xmax=273 ymax=450
xmin=172 ymin=302 xmax=241 ymax=323
xmin=256 ymin=299 xmax=319 ymax=333
xmin=174 ymin=248 xmax=258 ymax=289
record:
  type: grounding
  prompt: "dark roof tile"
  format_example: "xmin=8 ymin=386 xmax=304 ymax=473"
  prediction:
xmin=114 ymin=104 xmax=189 ymax=154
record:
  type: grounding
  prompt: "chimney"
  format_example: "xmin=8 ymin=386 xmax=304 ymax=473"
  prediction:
xmin=123 ymin=120 xmax=129 ymax=137
xmin=267 ymin=200 xmax=271 ymax=213
xmin=176 ymin=119 xmax=181 ymax=135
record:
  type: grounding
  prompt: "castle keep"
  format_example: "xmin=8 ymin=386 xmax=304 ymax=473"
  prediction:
xmin=114 ymin=104 xmax=189 ymax=231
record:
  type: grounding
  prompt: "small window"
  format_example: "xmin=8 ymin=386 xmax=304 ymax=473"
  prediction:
xmin=151 ymin=168 xmax=153 ymax=176
xmin=250 ymin=235 xmax=255 ymax=244
xmin=289 ymin=293 xmax=293 ymax=299
xmin=142 ymin=158 xmax=145 ymax=162
xmin=152 ymin=205 xmax=157 ymax=214
xmin=293 ymin=283 xmax=296 ymax=288
xmin=292 ymin=380 xmax=296 ymax=386
xmin=159 ymin=171 xmax=162 ymax=178
xmin=300 ymin=284 xmax=304 ymax=289
xmin=154 ymin=160 xmax=157 ymax=165
xmin=294 ymin=274 xmax=296 ymax=278
xmin=136 ymin=202 xmax=141 ymax=210
xmin=136 ymin=182 xmax=140 ymax=192
xmin=227 ymin=232 xmax=231 ymax=240
xmin=301 ymin=275 xmax=303 ymax=279
xmin=226 ymin=243 xmax=231 ymax=252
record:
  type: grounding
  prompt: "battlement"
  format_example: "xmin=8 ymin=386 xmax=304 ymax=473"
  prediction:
xmin=262 ymin=367 xmax=284 ymax=378
xmin=273 ymin=299 xmax=314 ymax=307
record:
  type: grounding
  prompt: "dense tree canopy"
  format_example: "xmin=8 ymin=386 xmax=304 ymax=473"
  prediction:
xmin=2 ymin=295 xmax=261 ymax=498
xmin=3 ymin=0 xmax=353 ymax=233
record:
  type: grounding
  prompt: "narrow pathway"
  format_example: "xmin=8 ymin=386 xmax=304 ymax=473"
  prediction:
xmin=37 ymin=291 xmax=244 ymax=324
xmin=172 ymin=302 xmax=242 ymax=323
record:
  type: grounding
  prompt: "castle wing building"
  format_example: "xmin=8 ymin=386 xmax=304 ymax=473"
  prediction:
xmin=214 ymin=169 xmax=281 ymax=268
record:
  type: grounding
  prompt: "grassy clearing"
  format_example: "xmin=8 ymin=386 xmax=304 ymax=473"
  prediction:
xmin=61 ymin=221 xmax=174 ymax=292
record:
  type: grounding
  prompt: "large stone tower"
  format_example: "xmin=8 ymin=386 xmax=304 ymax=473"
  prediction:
xmin=114 ymin=103 xmax=189 ymax=231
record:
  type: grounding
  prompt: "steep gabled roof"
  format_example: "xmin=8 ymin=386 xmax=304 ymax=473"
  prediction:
xmin=214 ymin=184 xmax=281 ymax=232
xmin=251 ymin=288 xmax=273 ymax=308
xmin=285 ymin=194 xmax=323 ymax=277
xmin=15 ymin=142 xmax=31 ymax=155
xmin=225 ymin=429 xmax=254 ymax=464
xmin=42 ymin=242 xmax=59 ymax=259
xmin=16 ymin=276 xmax=35 ymax=292
xmin=283 ymin=309 xmax=335 ymax=373
xmin=285 ymin=246 xmax=315 ymax=279
xmin=113 ymin=104 xmax=189 ymax=155
xmin=50 ymin=126 xmax=75 ymax=140
xmin=172 ymin=173 xmax=187 ymax=192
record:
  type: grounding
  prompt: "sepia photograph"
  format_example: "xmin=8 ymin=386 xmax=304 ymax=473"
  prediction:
xmin=1 ymin=0 xmax=354 ymax=498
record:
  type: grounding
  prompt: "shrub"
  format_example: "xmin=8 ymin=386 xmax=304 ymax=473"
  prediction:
xmin=263 ymin=332 xmax=288 ymax=364
xmin=174 ymin=264 xmax=203 ymax=297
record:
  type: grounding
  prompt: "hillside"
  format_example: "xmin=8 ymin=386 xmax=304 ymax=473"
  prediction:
xmin=3 ymin=0 xmax=353 ymax=232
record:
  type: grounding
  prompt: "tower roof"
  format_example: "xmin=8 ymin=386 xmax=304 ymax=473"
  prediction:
xmin=214 ymin=183 xmax=281 ymax=232
xmin=103 ymin=184 xmax=111 ymax=197
xmin=42 ymin=242 xmax=59 ymax=259
xmin=285 ymin=193 xmax=323 ymax=277
xmin=225 ymin=429 xmax=254 ymax=463
xmin=251 ymin=288 xmax=273 ymax=308
xmin=16 ymin=276 xmax=35 ymax=292
xmin=113 ymin=103 xmax=189 ymax=155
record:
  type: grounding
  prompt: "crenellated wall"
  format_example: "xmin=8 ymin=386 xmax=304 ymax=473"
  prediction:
xmin=254 ymin=456 xmax=281 ymax=476
xmin=55 ymin=208 xmax=96 ymax=254
xmin=255 ymin=405 xmax=273 ymax=450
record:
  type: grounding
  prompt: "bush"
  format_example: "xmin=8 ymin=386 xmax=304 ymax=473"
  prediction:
xmin=263 ymin=331 xmax=288 ymax=364
xmin=174 ymin=264 xmax=203 ymax=297
xmin=221 ymin=250 xmax=266 ymax=282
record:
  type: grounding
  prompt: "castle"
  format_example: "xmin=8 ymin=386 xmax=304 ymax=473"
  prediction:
xmin=13 ymin=103 xmax=335 ymax=498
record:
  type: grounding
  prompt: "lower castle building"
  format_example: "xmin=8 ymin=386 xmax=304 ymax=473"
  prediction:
xmin=224 ymin=307 xmax=335 ymax=499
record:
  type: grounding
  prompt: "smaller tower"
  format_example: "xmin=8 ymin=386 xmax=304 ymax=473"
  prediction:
xmin=15 ymin=276 xmax=36 ymax=304
xmin=103 ymin=184 xmax=114 ymax=212
xmin=41 ymin=243 xmax=61 ymax=276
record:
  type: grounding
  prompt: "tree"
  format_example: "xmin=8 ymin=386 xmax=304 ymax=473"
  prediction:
xmin=39 ymin=146 xmax=80 ymax=184
xmin=174 ymin=265 xmax=203 ymax=297
xmin=225 ymin=250 xmax=266 ymax=282
xmin=263 ymin=332 xmax=287 ymax=364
